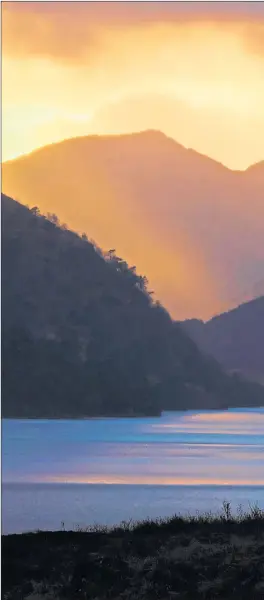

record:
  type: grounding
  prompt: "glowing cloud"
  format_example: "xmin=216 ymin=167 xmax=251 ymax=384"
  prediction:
xmin=2 ymin=2 xmax=264 ymax=167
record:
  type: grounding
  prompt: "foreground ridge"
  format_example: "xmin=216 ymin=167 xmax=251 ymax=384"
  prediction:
xmin=3 ymin=504 xmax=264 ymax=599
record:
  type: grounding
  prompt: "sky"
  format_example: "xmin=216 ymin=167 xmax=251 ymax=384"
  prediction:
xmin=2 ymin=1 xmax=264 ymax=168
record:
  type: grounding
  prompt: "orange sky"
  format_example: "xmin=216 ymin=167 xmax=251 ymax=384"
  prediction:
xmin=2 ymin=1 xmax=264 ymax=168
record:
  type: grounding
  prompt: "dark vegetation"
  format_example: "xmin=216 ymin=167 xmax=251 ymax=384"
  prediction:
xmin=3 ymin=129 xmax=264 ymax=321
xmin=3 ymin=505 xmax=264 ymax=599
xmin=181 ymin=296 xmax=264 ymax=384
xmin=2 ymin=193 xmax=264 ymax=417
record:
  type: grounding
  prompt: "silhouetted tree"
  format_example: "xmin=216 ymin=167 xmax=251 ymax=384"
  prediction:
xmin=2 ymin=193 xmax=264 ymax=418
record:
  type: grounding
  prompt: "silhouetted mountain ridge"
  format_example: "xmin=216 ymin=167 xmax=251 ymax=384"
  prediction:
xmin=3 ymin=130 xmax=264 ymax=320
xmin=181 ymin=296 xmax=264 ymax=384
xmin=4 ymin=129 xmax=244 ymax=172
xmin=2 ymin=193 xmax=264 ymax=417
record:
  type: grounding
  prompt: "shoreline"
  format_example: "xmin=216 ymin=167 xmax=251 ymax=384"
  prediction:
xmin=2 ymin=413 xmax=162 ymax=420
xmin=3 ymin=404 xmax=264 ymax=420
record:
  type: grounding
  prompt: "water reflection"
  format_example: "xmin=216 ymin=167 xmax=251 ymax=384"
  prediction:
xmin=2 ymin=409 xmax=264 ymax=485
xmin=149 ymin=410 xmax=264 ymax=435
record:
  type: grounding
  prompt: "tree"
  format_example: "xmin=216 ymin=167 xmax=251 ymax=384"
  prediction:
xmin=46 ymin=213 xmax=60 ymax=226
xmin=30 ymin=206 xmax=40 ymax=216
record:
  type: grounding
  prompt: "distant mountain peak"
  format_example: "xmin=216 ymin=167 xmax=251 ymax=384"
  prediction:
xmin=2 ymin=131 xmax=264 ymax=322
xmin=3 ymin=130 xmax=263 ymax=174
xmin=181 ymin=296 xmax=264 ymax=385
xmin=245 ymin=160 xmax=264 ymax=175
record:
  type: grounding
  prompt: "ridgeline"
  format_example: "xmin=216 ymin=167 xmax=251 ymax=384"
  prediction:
xmin=2 ymin=193 xmax=264 ymax=417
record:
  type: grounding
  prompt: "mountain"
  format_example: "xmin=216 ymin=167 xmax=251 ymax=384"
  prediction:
xmin=2 ymin=130 xmax=264 ymax=320
xmin=181 ymin=296 xmax=264 ymax=384
xmin=2 ymin=193 xmax=264 ymax=417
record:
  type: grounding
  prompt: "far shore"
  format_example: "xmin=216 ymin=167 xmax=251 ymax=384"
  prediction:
xmin=3 ymin=413 xmax=162 ymax=420
xmin=3 ymin=404 xmax=264 ymax=420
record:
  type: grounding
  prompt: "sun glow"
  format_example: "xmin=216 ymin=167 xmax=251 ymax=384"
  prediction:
xmin=2 ymin=2 xmax=264 ymax=320
xmin=2 ymin=3 xmax=264 ymax=168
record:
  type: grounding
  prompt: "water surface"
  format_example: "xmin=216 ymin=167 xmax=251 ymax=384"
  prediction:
xmin=3 ymin=409 xmax=264 ymax=533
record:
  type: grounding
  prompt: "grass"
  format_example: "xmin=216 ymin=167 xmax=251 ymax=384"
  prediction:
xmin=2 ymin=503 xmax=264 ymax=600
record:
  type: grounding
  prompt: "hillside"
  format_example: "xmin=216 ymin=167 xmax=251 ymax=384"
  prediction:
xmin=2 ymin=130 xmax=264 ymax=320
xmin=3 ymin=510 xmax=264 ymax=600
xmin=2 ymin=193 xmax=264 ymax=417
xmin=181 ymin=297 xmax=264 ymax=384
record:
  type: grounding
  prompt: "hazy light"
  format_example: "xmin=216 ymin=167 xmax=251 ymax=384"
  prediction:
xmin=2 ymin=4 xmax=264 ymax=167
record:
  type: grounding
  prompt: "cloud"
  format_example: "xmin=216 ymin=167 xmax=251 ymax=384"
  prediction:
xmin=243 ymin=22 xmax=264 ymax=57
xmin=2 ymin=1 xmax=264 ymax=61
xmin=2 ymin=2 xmax=264 ymax=170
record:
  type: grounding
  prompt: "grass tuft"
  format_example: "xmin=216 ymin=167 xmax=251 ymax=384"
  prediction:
xmin=2 ymin=502 xmax=264 ymax=600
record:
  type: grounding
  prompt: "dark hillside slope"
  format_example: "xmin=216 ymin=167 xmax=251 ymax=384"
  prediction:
xmin=2 ymin=130 xmax=264 ymax=320
xmin=181 ymin=296 xmax=264 ymax=384
xmin=2 ymin=194 xmax=264 ymax=417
